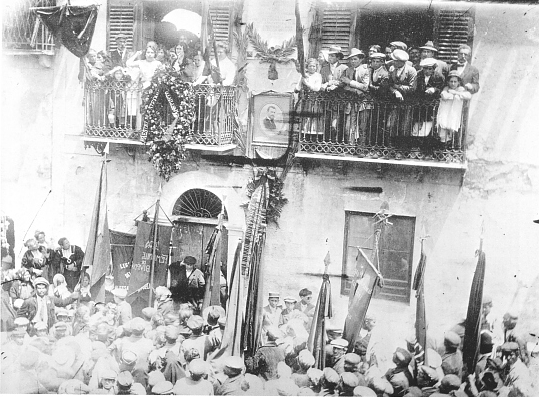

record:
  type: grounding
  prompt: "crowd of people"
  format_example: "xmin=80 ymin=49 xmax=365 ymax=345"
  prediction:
xmin=84 ymin=34 xmax=236 ymax=132
xmin=1 ymin=231 xmax=537 ymax=396
xmin=295 ymin=40 xmax=480 ymax=151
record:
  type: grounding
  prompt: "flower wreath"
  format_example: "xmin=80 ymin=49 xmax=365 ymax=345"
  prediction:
xmin=142 ymin=68 xmax=196 ymax=181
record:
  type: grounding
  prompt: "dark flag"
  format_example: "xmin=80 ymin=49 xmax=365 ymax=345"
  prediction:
xmin=202 ymin=214 xmax=224 ymax=310
xmin=110 ymin=230 xmax=136 ymax=289
xmin=412 ymin=244 xmax=427 ymax=371
xmin=462 ymin=250 xmax=486 ymax=376
xmin=343 ymin=248 xmax=383 ymax=351
xmin=307 ymin=251 xmax=333 ymax=369
xmin=295 ymin=0 xmax=305 ymax=76
xmin=82 ymin=160 xmax=111 ymax=303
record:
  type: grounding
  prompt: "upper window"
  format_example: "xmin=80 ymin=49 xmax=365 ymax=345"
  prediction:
xmin=342 ymin=211 xmax=415 ymax=303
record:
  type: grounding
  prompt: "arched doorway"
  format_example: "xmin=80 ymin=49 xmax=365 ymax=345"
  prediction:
xmin=169 ymin=189 xmax=228 ymax=306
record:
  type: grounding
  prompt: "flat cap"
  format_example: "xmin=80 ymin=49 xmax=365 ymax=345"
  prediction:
xmin=112 ymin=288 xmax=127 ymax=299
xmin=34 ymin=321 xmax=48 ymax=331
xmin=183 ymin=256 xmax=196 ymax=266
xmin=268 ymin=292 xmax=280 ymax=298
xmin=323 ymin=367 xmax=340 ymax=384
xmin=152 ymin=381 xmax=173 ymax=395
xmin=33 ymin=277 xmax=50 ymax=287
xmin=391 ymin=49 xmax=409 ymax=62
xmin=394 ymin=347 xmax=412 ymax=366
xmin=165 ymin=325 xmax=180 ymax=340
xmin=121 ymin=350 xmax=138 ymax=365
xmin=187 ymin=315 xmax=204 ymax=330
xmin=341 ymin=372 xmax=360 ymax=388
xmin=444 ymin=331 xmax=461 ymax=348
xmin=142 ymin=307 xmax=157 ymax=320
xmin=298 ymin=349 xmax=315 ymax=367
xmin=440 ymin=374 xmax=461 ymax=391
xmin=130 ymin=317 xmax=146 ymax=333
xmin=390 ymin=41 xmax=408 ymax=50
xmin=344 ymin=353 xmax=361 ymax=365
xmin=419 ymin=58 xmax=437 ymax=67
xmin=54 ymin=321 xmax=68 ymax=330
xmin=284 ymin=296 xmax=297 ymax=303
xmin=501 ymin=342 xmax=519 ymax=352
xmin=369 ymin=52 xmax=386 ymax=60
xmin=330 ymin=338 xmax=349 ymax=348
xmin=117 ymin=371 xmax=134 ymax=388
xmin=188 ymin=358 xmax=207 ymax=376
xmin=101 ymin=369 xmax=118 ymax=380
xmin=224 ymin=355 xmax=245 ymax=370
xmin=14 ymin=317 xmax=30 ymax=327
xmin=56 ymin=308 xmax=69 ymax=317
xmin=353 ymin=386 xmax=376 ymax=396
xmin=148 ymin=370 xmax=166 ymax=387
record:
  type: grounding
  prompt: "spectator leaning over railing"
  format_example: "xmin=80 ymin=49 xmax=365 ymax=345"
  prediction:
xmin=419 ymin=41 xmax=450 ymax=80
xmin=126 ymin=43 xmax=163 ymax=89
xmin=294 ymin=58 xmax=322 ymax=92
xmin=208 ymin=41 xmax=236 ymax=86
xmin=320 ymin=45 xmax=347 ymax=92
xmin=412 ymin=57 xmax=445 ymax=137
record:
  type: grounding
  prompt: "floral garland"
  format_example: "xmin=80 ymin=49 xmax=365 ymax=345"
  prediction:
xmin=246 ymin=167 xmax=288 ymax=226
xmin=142 ymin=68 xmax=195 ymax=181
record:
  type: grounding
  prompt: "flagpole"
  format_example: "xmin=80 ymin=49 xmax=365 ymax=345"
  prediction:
xmin=148 ymin=182 xmax=162 ymax=305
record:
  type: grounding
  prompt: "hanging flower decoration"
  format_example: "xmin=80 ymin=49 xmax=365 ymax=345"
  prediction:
xmin=246 ymin=167 xmax=288 ymax=226
xmin=142 ymin=68 xmax=196 ymax=181
xmin=246 ymin=23 xmax=297 ymax=80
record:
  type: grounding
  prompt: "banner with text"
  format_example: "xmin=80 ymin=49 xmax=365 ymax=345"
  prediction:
xmin=110 ymin=230 xmax=136 ymax=290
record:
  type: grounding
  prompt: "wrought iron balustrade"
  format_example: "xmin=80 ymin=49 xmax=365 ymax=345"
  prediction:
xmin=83 ymin=80 xmax=238 ymax=147
xmin=296 ymin=90 xmax=468 ymax=163
xmin=2 ymin=0 xmax=55 ymax=53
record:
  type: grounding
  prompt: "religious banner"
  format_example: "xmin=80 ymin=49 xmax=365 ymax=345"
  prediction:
xmin=110 ymin=230 xmax=136 ymax=289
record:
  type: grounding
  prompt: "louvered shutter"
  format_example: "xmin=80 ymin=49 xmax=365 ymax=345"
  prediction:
xmin=321 ymin=6 xmax=352 ymax=56
xmin=107 ymin=1 xmax=135 ymax=52
xmin=209 ymin=2 xmax=231 ymax=44
xmin=434 ymin=8 xmax=474 ymax=63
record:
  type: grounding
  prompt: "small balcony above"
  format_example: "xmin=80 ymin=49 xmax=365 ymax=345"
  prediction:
xmin=83 ymin=81 xmax=238 ymax=154
xmin=295 ymin=90 xmax=468 ymax=170
xmin=2 ymin=0 xmax=55 ymax=56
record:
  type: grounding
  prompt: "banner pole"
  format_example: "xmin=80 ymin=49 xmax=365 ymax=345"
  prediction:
xmin=148 ymin=182 xmax=162 ymax=305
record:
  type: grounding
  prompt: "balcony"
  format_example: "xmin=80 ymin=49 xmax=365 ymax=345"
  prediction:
xmin=83 ymin=81 xmax=238 ymax=153
xmin=2 ymin=0 xmax=55 ymax=55
xmin=295 ymin=90 xmax=468 ymax=169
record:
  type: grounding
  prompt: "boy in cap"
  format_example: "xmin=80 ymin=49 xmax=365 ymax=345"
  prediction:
xmin=155 ymin=286 xmax=174 ymax=317
xmin=501 ymin=342 xmax=533 ymax=393
xmin=385 ymin=347 xmax=414 ymax=396
xmin=415 ymin=58 xmax=445 ymax=100
xmin=502 ymin=311 xmax=529 ymax=365
xmin=173 ymin=358 xmax=213 ymax=395
xmin=330 ymin=338 xmax=349 ymax=370
xmin=295 ymin=288 xmax=315 ymax=318
xmin=280 ymin=296 xmax=303 ymax=327
xmin=182 ymin=314 xmax=214 ymax=360
xmin=262 ymin=292 xmax=282 ymax=344
xmin=419 ymin=41 xmax=449 ymax=78
xmin=216 ymin=356 xmax=245 ymax=395
xmin=152 ymin=380 xmax=174 ymax=395
xmin=441 ymin=331 xmax=463 ymax=378
xmin=112 ymin=288 xmax=132 ymax=326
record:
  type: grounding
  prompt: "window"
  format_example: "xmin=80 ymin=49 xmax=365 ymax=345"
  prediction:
xmin=208 ymin=1 xmax=232 ymax=44
xmin=172 ymin=189 xmax=228 ymax=220
xmin=342 ymin=211 xmax=415 ymax=303
xmin=309 ymin=2 xmax=474 ymax=61
xmin=107 ymin=0 xmax=135 ymax=52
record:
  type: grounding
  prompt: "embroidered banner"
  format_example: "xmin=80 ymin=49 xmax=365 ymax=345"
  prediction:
xmin=110 ymin=230 xmax=136 ymax=290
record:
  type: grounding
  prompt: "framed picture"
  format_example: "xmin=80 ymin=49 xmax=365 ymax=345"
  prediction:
xmin=251 ymin=91 xmax=293 ymax=147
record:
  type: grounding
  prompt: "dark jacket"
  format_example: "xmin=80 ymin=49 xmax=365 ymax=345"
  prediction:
xmin=450 ymin=62 xmax=480 ymax=94
xmin=415 ymin=70 xmax=445 ymax=100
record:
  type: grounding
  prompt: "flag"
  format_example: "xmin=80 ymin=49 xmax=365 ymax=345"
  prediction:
xmin=462 ymin=251 xmax=486 ymax=376
xmin=110 ymin=230 xmax=136 ymax=289
xmin=82 ymin=160 xmax=111 ymax=303
xmin=202 ymin=216 xmax=224 ymax=310
xmin=307 ymin=271 xmax=332 ymax=369
xmin=412 ymin=247 xmax=427 ymax=367
xmin=294 ymin=0 xmax=305 ymax=76
xmin=343 ymin=248 xmax=381 ymax=351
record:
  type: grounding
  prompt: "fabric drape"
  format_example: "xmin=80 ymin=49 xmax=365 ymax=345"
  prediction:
xmin=110 ymin=230 xmax=136 ymax=290
xmin=413 ymin=248 xmax=427 ymax=366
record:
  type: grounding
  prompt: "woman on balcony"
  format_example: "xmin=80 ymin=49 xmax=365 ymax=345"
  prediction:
xmin=126 ymin=43 xmax=163 ymax=89
xmin=295 ymin=58 xmax=322 ymax=139
xmin=171 ymin=43 xmax=195 ymax=83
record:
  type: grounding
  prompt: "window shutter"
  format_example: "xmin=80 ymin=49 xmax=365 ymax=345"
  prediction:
xmin=107 ymin=1 xmax=135 ymax=52
xmin=434 ymin=7 xmax=474 ymax=63
xmin=209 ymin=1 xmax=231 ymax=44
xmin=321 ymin=6 xmax=352 ymax=56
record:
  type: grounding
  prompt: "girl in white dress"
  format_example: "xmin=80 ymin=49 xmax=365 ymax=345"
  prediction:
xmin=436 ymin=71 xmax=472 ymax=144
xmin=126 ymin=44 xmax=163 ymax=89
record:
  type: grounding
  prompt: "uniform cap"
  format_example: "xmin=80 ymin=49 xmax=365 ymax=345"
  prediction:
xmin=341 ymin=372 xmax=360 ymax=388
xmin=353 ymin=386 xmax=376 ymax=396
xmin=391 ymin=49 xmax=409 ymax=62
xmin=419 ymin=58 xmax=437 ymax=67
xmin=117 ymin=371 xmax=134 ymax=388
xmin=33 ymin=277 xmax=50 ymax=287
xmin=390 ymin=41 xmax=408 ymax=50
xmin=164 ymin=325 xmax=180 ymax=340
xmin=330 ymin=338 xmax=349 ymax=348
xmin=148 ymin=370 xmax=166 ymax=387
xmin=188 ymin=358 xmax=207 ymax=376
xmin=14 ymin=317 xmax=30 ymax=327
xmin=323 ymin=367 xmax=340 ymax=384
xmin=130 ymin=317 xmax=146 ymax=333
xmin=121 ymin=350 xmax=138 ymax=365
xmin=344 ymin=353 xmax=361 ymax=365
xmin=187 ymin=315 xmax=204 ymax=330
xmin=152 ymin=381 xmax=173 ymax=395
xmin=268 ymin=292 xmax=280 ymax=299
xmin=112 ymin=288 xmax=127 ymax=299
xmin=224 ymin=355 xmax=245 ymax=370
xmin=142 ymin=307 xmax=157 ymax=320
xmin=444 ymin=331 xmax=461 ymax=348
xmin=284 ymin=296 xmax=297 ymax=303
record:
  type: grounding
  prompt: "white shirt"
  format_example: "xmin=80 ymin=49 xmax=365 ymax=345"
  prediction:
xmin=210 ymin=57 xmax=236 ymax=86
xmin=34 ymin=296 xmax=48 ymax=325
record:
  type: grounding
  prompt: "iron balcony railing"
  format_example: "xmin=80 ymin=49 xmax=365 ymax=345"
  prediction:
xmin=2 ymin=0 xmax=55 ymax=54
xmin=84 ymin=80 xmax=238 ymax=146
xmin=296 ymin=90 xmax=468 ymax=163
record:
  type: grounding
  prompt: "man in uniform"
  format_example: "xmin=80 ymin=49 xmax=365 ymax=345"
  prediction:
xmin=112 ymin=288 xmax=132 ymax=326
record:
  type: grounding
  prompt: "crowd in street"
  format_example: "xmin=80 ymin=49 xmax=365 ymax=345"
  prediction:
xmin=1 ymin=229 xmax=537 ymax=396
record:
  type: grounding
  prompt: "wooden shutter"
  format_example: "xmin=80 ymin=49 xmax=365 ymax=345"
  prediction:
xmin=321 ymin=6 xmax=353 ymax=56
xmin=107 ymin=1 xmax=135 ymax=52
xmin=434 ymin=7 xmax=475 ymax=63
xmin=209 ymin=1 xmax=231 ymax=44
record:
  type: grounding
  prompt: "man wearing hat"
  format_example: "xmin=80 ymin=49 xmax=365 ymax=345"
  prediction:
xmin=111 ymin=317 xmax=153 ymax=368
xmin=112 ymin=288 xmax=132 ymax=326
xmin=280 ymin=296 xmax=303 ymax=327
xmin=390 ymin=41 xmax=408 ymax=52
xmin=182 ymin=314 xmax=215 ymax=360
xmin=295 ymin=288 xmax=315 ymax=318
xmin=262 ymin=292 xmax=282 ymax=344
xmin=502 ymin=311 xmax=529 ymax=366
xmin=320 ymin=45 xmax=348 ymax=91
xmin=152 ymin=380 xmax=174 ymax=395
xmin=155 ymin=286 xmax=174 ymax=317
xmin=320 ymin=367 xmax=340 ymax=395
xmin=420 ymin=41 xmax=449 ymax=78
xmin=91 ymin=368 xmax=118 ymax=394
xmin=111 ymin=34 xmax=129 ymax=68
xmin=385 ymin=347 xmax=414 ymax=396
xmin=416 ymin=364 xmax=440 ymax=395
xmin=500 ymin=342 xmax=532 ymax=393
xmin=216 ymin=356 xmax=245 ymax=395
xmin=441 ymin=331 xmax=463 ymax=378
xmin=415 ymin=58 xmax=444 ymax=99
xmin=173 ymin=358 xmax=213 ymax=395
xmin=23 ymin=276 xmax=76 ymax=331
xmin=449 ymin=44 xmax=479 ymax=94
xmin=369 ymin=52 xmax=390 ymax=99
xmin=339 ymin=372 xmax=361 ymax=395
xmin=329 ymin=338 xmax=349 ymax=370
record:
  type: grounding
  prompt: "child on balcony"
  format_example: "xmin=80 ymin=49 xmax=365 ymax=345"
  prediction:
xmin=106 ymin=67 xmax=130 ymax=128
xmin=436 ymin=71 xmax=471 ymax=146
